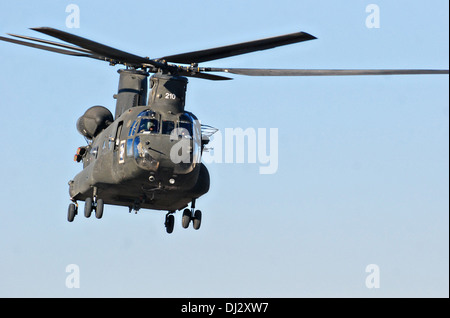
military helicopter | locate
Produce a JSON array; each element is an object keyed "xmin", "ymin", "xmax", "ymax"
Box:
[{"xmin": 0, "ymin": 27, "xmax": 447, "ymax": 234}]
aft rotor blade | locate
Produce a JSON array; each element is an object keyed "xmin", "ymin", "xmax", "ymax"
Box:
[
  {"xmin": 176, "ymin": 67, "xmax": 232, "ymax": 80},
  {"xmin": 31, "ymin": 27, "xmax": 163, "ymax": 68},
  {"xmin": 204, "ymin": 68, "xmax": 450, "ymax": 76},
  {"xmin": 0, "ymin": 35, "xmax": 92, "ymax": 57},
  {"xmin": 161, "ymin": 31, "xmax": 317, "ymax": 64},
  {"xmin": 183, "ymin": 72, "xmax": 233, "ymax": 81}
]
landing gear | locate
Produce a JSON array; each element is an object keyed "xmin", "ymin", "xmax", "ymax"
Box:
[
  {"xmin": 165, "ymin": 199, "xmax": 203, "ymax": 234},
  {"xmin": 182, "ymin": 209, "xmax": 191, "ymax": 229},
  {"xmin": 67, "ymin": 187, "xmax": 104, "ymax": 222},
  {"xmin": 84, "ymin": 197, "xmax": 93, "ymax": 217},
  {"xmin": 85, "ymin": 187, "xmax": 104, "ymax": 219},
  {"xmin": 67, "ymin": 202, "xmax": 77, "ymax": 222},
  {"xmin": 95, "ymin": 199, "xmax": 104, "ymax": 219},
  {"xmin": 193, "ymin": 210, "xmax": 202, "ymax": 230},
  {"xmin": 84, "ymin": 196, "xmax": 104, "ymax": 219},
  {"xmin": 181, "ymin": 199, "xmax": 202, "ymax": 230},
  {"xmin": 165, "ymin": 211, "xmax": 175, "ymax": 234}
]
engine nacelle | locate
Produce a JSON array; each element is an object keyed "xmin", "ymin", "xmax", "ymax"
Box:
[{"xmin": 76, "ymin": 106, "xmax": 113, "ymax": 139}]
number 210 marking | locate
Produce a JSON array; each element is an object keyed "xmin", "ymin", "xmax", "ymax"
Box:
[{"xmin": 165, "ymin": 93, "xmax": 176, "ymax": 100}]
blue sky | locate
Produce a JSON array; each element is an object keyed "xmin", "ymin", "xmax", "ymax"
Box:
[{"xmin": 0, "ymin": 0, "xmax": 448, "ymax": 297}]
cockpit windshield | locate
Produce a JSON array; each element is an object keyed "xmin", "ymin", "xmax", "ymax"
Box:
[
  {"xmin": 127, "ymin": 110, "xmax": 202, "ymax": 174},
  {"xmin": 138, "ymin": 118, "xmax": 159, "ymax": 134},
  {"xmin": 162, "ymin": 120, "xmax": 175, "ymax": 135}
]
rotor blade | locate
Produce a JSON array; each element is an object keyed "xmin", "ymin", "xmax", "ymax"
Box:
[
  {"xmin": 184, "ymin": 72, "xmax": 233, "ymax": 81},
  {"xmin": 31, "ymin": 27, "xmax": 163, "ymax": 68},
  {"xmin": 8, "ymin": 33, "xmax": 93, "ymax": 53},
  {"xmin": 203, "ymin": 68, "xmax": 450, "ymax": 76},
  {"xmin": 176, "ymin": 67, "xmax": 232, "ymax": 80},
  {"xmin": 161, "ymin": 31, "xmax": 317, "ymax": 64},
  {"xmin": 0, "ymin": 35, "xmax": 92, "ymax": 57}
]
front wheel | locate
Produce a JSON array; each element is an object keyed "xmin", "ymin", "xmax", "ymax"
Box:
[
  {"xmin": 165, "ymin": 214, "xmax": 175, "ymax": 234},
  {"xmin": 193, "ymin": 210, "xmax": 202, "ymax": 230},
  {"xmin": 68, "ymin": 203, "xmax": 76, "ymax": 222},
  {"xmin": 182, "ymin": 209, "xmax": 191, "ymax": 229}
]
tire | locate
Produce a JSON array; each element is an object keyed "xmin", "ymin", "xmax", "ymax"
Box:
[
  {"xmin": 182, "ymin": 209, "xmax": 191, "ymax": 229},
  {"xmin": 95, "ymin": 199, "xmax": 104, "ymax": 219},
  {"xmin": 166, "ymin": 214, "xmax": 175, "ymax": 234},
  {"xmin": 193, "ymin": 210, "xmax": 202, "ymax": 230},
  {"xmin": 84, "ymin": 197, "xmax": 93, "ymax": 218},
  {"xmin": 68, "ymin": 203, "xmax": 76, "ymax": 222}
]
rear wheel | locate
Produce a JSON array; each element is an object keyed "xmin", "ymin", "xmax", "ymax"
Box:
[
  {"xmin": 95, "ymin": 199, "xmax": 104, "ymax": 219},
  {"xmin": 84, "ymin": 197, "xmax": 93, "ymax": 218}
]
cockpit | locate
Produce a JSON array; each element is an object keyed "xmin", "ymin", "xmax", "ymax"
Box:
[
  {"xmin": 129, "ymin": 110, "xmax": 198, "ymax": 137},
  {"xmin": 126, "ymin": 110, "xmax": 201, "ymax": 174}
]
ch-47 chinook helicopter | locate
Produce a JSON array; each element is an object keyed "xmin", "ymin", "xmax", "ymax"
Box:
[{"xmin": 0, "ymin": 27, "xmax": 448, "ymax": 233}]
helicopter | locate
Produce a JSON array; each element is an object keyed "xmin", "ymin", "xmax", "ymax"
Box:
[{"xmin": 0, "ymin": 27, "xmax": 448, "ymax": 234}]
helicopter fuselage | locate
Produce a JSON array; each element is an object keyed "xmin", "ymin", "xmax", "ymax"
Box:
[{"xmin": 69, "ymin": 105, "xmax": 210, "ymax": 212}]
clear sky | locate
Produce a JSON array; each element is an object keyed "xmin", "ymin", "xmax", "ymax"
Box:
[{"xmin": 0, "ymin": 0, "xmax": 448, "ymax": 297}]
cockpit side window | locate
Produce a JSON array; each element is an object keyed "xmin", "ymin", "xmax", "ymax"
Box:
[
  {"xmin": 179, "ymin": 121, "xmax": 193, "ymax": 137},
  {"xmin": 179, "ymin": 112, "xmax": 194, "ymax": 137},
  {"xmin": 138, "ymin": 118, "xmax": 159, "ymax": 134}
]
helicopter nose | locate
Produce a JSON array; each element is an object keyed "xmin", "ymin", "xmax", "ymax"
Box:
[
  {"xmin": 132, "ymin": 136, "xmax": 158, "ymax": 171},
  {"xmin": 135, "ymin": 152, "xmax": 159, "ymax": 171}
]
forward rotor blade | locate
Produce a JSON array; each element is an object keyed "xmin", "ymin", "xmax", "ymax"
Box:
[
  {"xmin": 0, "ymin": 35, "xmax": 92, "ymax": 57},
  {"xmin": 204, "ymin": 68, "xmax": 450, "ymax": 76},
  {"xmin": 31, "ymin": 27, "xmax": 163, "ymax": 68},
  {"xmin": 161, "ymin": 31, "xmax": 317, "ymax": 64},
  {"xmin": 7, "ymin": 33, "xmax": 92, "ymax": 53}
]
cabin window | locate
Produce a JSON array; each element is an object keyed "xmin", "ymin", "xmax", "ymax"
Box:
[
  {"xmin": 114, "ymin": 121, "xmax": 123, "ymax": 150},
  {"xmin": 90, "ymin": 146, "xmax": 98, "ymax": 159}
]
